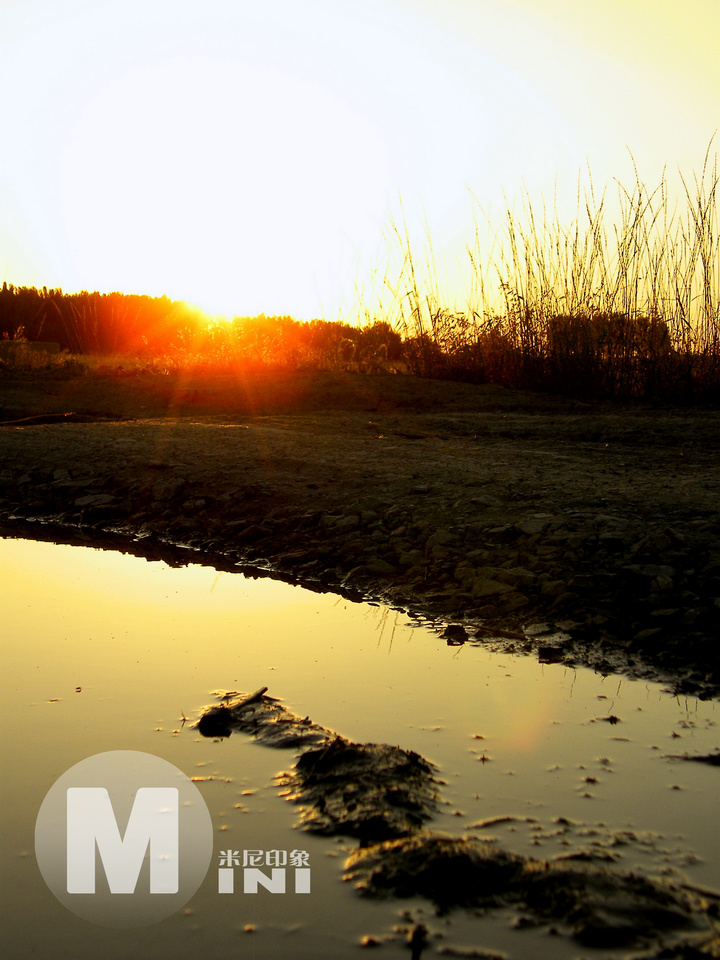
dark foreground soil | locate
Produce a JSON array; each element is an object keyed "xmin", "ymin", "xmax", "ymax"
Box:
[{"xmin": 1, "ymin": 366, "xmax": 719, "ymax": 698}]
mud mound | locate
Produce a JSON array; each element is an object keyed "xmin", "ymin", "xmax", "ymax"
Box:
[
  {"xmin": 279, "ymin": 738, "xmax": 440, "ymax": 843},
  {"xmin": 197, "ymin": 689, "xmax": 440, "ymax": 843},
  {"xmin": 197, "ymin": 686, "xmax": 334, "ymax": 748},
  {"xmin": 196, "ymin": 688, "xmax": 716, "ymax": 951},
  {"xmin": 345, "ymin": 833, "xmax": 710, "ymax": 949},
  {"xmin": 345, "ymin": 834, "xmax": 523, "ymax": 907}
]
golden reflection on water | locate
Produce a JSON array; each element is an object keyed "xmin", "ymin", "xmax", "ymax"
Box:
[{"xmin": 1, "ymin": 536, "xmax": 718, "ymax": 960}]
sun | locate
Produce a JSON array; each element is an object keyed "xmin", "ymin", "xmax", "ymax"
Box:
[{"xmin": 57, "ymin": 56, "xmax": 393, "ymax": 319}]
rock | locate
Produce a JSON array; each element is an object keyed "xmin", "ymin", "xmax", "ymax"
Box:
[
  {"xmin": 485, "ymin": 523, "xmax": 518, "ymax": 542},
  {"xmin": 497, "ymin": 591, "xmax": 529, "ymax": 613},
  {"xmin": 626, "ymin": 563, "xmax": 676, "ymax": 580},
  {"xmin": 337, "ymin": 539, "xmax": 368, "ymax": 559},
  {"xmin": 365, "ymin": 558, "xmax": 398, "ymax": 576},
  {"xmin": 653, "ymin": 573, "xmax": 674, "ymax": 592},
  {"xmin": 471, "ymin": 578, "xmax": 514, "ymax": 599},
  {"xmin": 151, "ymin": 477, "xmax": 186, "ymax": 501},
  {"xmin": 536, "ymin": 577, "xmax": 562, "ymax": 597},
  {"xmin": 453, "ymin": 563, "xmax": 476, "ymax": 585},
  {"xmin": 74, "ymin": 493, "xmax": 115, "ymax": 507},
  {"xmin": 397, "ymin": 549, "xmax": 423, "ymax": 568},
  {"xmin": 232, "ymin": 523, "xmax": 270, "ymax": 543},
  {"xmin": 494, "ymin": 567, "xmax": 535, "ymax": 586},
  {"xmin": 523, "ymin": 622, "xmax": 554, "ymax": 636},
  {"xmin": 475, "ymin": 603, "xmax": 499, "ymax": 618},
  {"xmin": 598, "ymin": 533, "xmax": 625, "ymax": 550},
  {"xmin": 538, "ymin": 644, "xmax": 565, "ymax": 663},
  {"xmin": 427, "ymin": 528, "xmax": 455, "ymax": 547},
  {"xmin": 468, "ymin": 495, "xmax": 502, "ymax": 508},
  {"xmin": 334, "ymin": 514, "xmax": 360, "ymax": 533},
  {"xmin": 516, "ymin": 515, "xmax": 553, "ymax": 536},
  {"xmin": 320, "ymin": 512, "xmax": 342, "ymax": 530}
]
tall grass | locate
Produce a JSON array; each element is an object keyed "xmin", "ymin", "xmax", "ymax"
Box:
[
  {"xmin": 2, "ymin": 151, "xmax": 718, "ymax": 402},
  {"xmin": 354, "ymin": 147, "xmax": 719, "ymax": 401}
]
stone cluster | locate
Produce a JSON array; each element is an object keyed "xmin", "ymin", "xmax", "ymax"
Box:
[{"xmin": 1, "ymin": 454, "xmax": 718, "ymax": 698}]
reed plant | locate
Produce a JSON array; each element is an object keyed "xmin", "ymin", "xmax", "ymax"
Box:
[{"xmin": 354, "ymin": 147, "xmax": 719, "ymax": 401}]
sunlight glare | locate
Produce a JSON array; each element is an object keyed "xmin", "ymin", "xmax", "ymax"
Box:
[
  {"xmin": 58, "ymin": 56, "xmax": 393, "ymax": 318},
  {"xmin": 2, "ymin": 0, "xmax": 717, "ymax": 320}
]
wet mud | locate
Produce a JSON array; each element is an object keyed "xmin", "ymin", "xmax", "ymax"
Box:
[
  {"xmin": 197, "ymin": 686, "xmax": 335, "ymax": 747},
  {"xmin": 280, "ymin": 740, "xmax": 439, "ymax": 843},
  {"xmin": 198, "ymin": 688, "xmax": 440, "ymax": 842},
  {"xmin": 345, "ymin": 833, "xmax": 711, "ymax": 950},
  {"xmin": 667, "ymin": 751, "xmax": 720, "ymax": 766},
  {"xmin": 197, "ymin": 688, "xmax": 718, "ymax": 954}
]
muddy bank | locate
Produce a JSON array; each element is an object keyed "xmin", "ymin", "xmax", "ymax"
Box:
[{"xmin": 1, "ymin": 370, "xmax": 719, "ymax": 698}]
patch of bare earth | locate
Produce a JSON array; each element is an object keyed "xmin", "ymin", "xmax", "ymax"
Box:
[{"xmin": 1, "ymin": 368, "xmax": 719, "ymax": 697}]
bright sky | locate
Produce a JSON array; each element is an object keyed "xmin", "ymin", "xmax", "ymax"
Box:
[{"xmin": 1, "ymin": 0, "xmax": 718, "ymax": 319}]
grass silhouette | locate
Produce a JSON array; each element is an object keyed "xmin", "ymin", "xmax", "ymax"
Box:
[{"xmin": 2, "ymin": 148, "xmax": 717, "ymax": 402}]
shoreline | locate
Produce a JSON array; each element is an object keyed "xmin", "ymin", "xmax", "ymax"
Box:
[{"xmin": 1, "ymin": 371, "xmax": 719, "ymax": 699}]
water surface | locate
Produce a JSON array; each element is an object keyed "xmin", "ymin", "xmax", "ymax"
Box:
[{"xmin": 1, "ymin": 537, "xmax": 717, "ymax": 958}]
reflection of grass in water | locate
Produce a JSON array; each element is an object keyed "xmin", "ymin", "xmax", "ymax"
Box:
[{"xmin": 353, "ymin": 145, "xmax": 719, "ymax": 401}]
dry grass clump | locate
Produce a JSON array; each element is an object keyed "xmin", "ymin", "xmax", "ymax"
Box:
[
  {"xmin": 355, "ymin": 147, "xmax": 719, "ymax": 402},
  {"xmin": 131, "ymin": 317, "xmax": 404, "ymax": 375}
]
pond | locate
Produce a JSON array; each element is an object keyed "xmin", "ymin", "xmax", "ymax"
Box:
[{"xmin": 1, "ymin": 535, "xmax": 718, "ymax": 958}]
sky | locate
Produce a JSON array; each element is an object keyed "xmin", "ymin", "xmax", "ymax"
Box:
[{"xmin": 1, "ymin": 0, "xmax": 718, "ymax": 320}]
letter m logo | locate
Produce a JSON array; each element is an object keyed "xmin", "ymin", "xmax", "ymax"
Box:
[{"xmin": 66, "ymin": 787, "xmax": 179, "ymax": 894}]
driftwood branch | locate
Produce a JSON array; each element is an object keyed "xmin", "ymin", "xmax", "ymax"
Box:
[{"xmin": 233, "ymin": 686, "xmax": 268, "ymax": 710}]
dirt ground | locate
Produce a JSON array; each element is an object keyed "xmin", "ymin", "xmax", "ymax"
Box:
[{"xmin": 1, "ymin": 366, "xmax": 719, "ymax": 698}]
